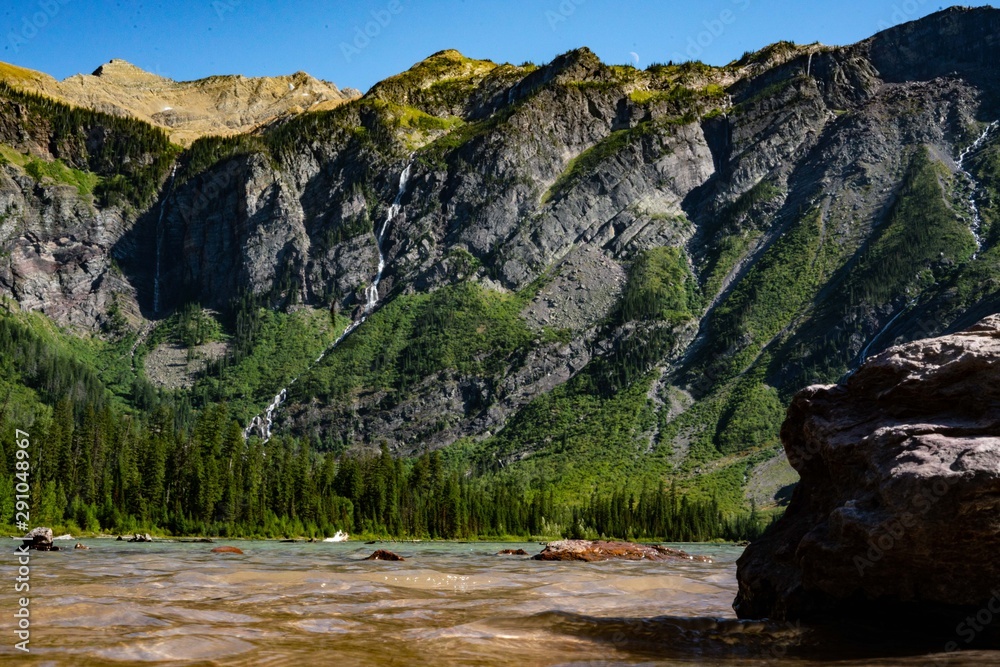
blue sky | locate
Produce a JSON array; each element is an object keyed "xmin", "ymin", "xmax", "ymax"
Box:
[{"xmin": 2, "ymin": 1, "xmax": 993, "ymax": 92}]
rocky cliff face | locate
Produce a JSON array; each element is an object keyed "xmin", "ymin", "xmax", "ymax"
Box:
[
  {"xmin": 734, "ymin": 314, "xmax": 1000, "ymax": 625},
  {"xmin": 2, "ymin": 7, "xmax": 1000, "ymax": 502}
]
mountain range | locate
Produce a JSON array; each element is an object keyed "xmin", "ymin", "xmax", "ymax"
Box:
[{"xmin": 3, "ymin": 6, "xmax": 1000, "ymax": 516}]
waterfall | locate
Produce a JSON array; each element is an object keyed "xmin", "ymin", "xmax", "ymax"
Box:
[
  {"xmin": 153, "ymin": 166, "xmax": 177, "ymax": 315},
  {"xmin": 955, "ymin": 120, "xmax": 998, "ymax": 254},
  {"xmin": 366, "ymin": 161, "xmax": 413, "ymax": 313},
  {"xmin": 857, "ymin": 301, "xmax": 914, "ymax": 365},
  {"xmin": 243, "ymin": 160, "xmax": 415, "ymax": 442}
]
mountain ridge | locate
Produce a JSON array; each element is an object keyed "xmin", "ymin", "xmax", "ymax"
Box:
[
  {"xmin": 0, "ymin": 6, "xmax": 999, "ymax": 522},
  {"xmin": 0, "ymin": 57, "xmax": 361, "ymax": 145}
]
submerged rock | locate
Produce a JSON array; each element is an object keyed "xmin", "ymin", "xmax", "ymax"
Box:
[
  {"xmin": 211, "ymin": 546, "xmax": 244, "ymax": 554},
  {"xmin": 365, "ymin": 549, "xmax": 405, "ymax": 561},
  {"xmin": 20, "ymin": 527, "xmax": 58, "ymax": 551},
  {"xmin": 735, "ymin": 315, "xmax": 1000, "ymax": 626},
  {"xmin": 532, "ymin": 540, "xmax": 711, "ymax": 563}
]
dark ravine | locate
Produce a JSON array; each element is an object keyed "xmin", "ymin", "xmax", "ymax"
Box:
[{"xmin": 735, "ymin": 315, "xmax": 1000, "ymax": 637}]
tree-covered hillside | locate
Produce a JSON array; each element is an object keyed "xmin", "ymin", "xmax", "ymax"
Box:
[{"xmin": 2, "ymin": 7, "xmax": 1000, "ymax": 539}]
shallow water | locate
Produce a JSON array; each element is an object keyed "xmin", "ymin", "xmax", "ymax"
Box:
[{"xmin": 2, "ymin": 540, "xmax": 999, "ymax": 665}]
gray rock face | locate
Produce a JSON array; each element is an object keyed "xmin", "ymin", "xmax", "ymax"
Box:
[
  {"xmin": 735, "ymin": 315, "xmax": 1000, "ymax": 622},
  {"xmin": 0, "ymin": 169, "xmax": 135, "ymax": 330},
  {"xmin": 4, "ymin": 7, "xmax": 1000, "ymax": 460}
]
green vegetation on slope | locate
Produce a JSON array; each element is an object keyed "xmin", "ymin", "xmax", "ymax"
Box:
[
  {"xmin": 0, "ymin": 303, "xmax": 764, "ymax": 541},
  {"xmin": 700, "ymin": 180, "xmax": 782, "ymax": 300},
  {"xmin": 188, "ymin": 305, "xmax": 345, "ymax": 422},
  {"xmin": 298, "ymin": 281, "xmax": 533, "ymax": 402},
  {"xmin": 0, "ymin": 144, "xmax": 100, "ymax": 198},
  {"xmin": 709, "ymin": 207, "xmax": 835, "ymax": 379},
  {"xmin": 619, "ymin": 247, "xmax": 699, "ymax": 323},
  {"xmin": 0, "ymin": 81, "xmax": 179, "ymax": 209},
  {"xmin": 848, "ymin": 147, "xmax": 976, "ymax": 306}
]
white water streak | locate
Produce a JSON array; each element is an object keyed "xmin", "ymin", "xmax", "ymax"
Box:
[
  {"xmin": 244, "ymin": 161, "xmax": 414, "ymax": 442},
  {"xmin": 153, "ymin": 166, "xmax": 177, "ymax": 314},
  {"xmin": 956, "ymin": 121, "xmax": 999, "ymax": 254},
  {"xmin": 858, "ymin": 301, "xmax": 914, "ymax": 365},
  {"xmin": 366, "ymin": 162, "xmax": 413, "ymax": 313}
]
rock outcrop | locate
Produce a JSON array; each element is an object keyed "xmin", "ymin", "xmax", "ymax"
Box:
[
  {"xmin": 533, "ymin": 540, "xmax": 711, "ymax": 563},
  {"xmin": 735, "ymin": 315, "xmax": 1000, "ymax": 625},
  {"xmin": 20, "ymin": 526, "xmax": 57, "ymax": 551}
]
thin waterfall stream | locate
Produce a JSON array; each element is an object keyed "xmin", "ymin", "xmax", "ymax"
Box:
[
  {"xmin": 956, "ymin": 120, "xmax": 998, "ymax": 255},
  {"xmin": 243, "ymin": 161, "xmax": 415, "ymax": 441},
  {"xmin": 153, "ymin": 165, "xmax": 177, "ymax": 315},
  {"xmin": 854, "ymin": 122, "xmax": 999, "ymax": 368}
]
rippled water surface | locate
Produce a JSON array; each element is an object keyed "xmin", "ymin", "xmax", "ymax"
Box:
[{"xmin": 2, "ymin": 540, "xmax": 999, "ymax": 665}]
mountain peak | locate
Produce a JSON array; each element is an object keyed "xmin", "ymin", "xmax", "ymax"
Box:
[
  {"xmin": 90, "ymin": 59, "xmax": 168, "ymax": 84},
  {"xmin": 425, "ymin": 49, "xmax": 469, "ymax": 62}
]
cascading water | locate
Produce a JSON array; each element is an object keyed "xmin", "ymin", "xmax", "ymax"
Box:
[
  {"xmin": 153, "ymin": 166, "xmax": 177, "ymax": 315},
  {"xmin": 366, "ymin": 161, "xmax": 412, "ymax": 312},
  {"xmin": 857, "ymin": 300, "xmax": 915, "ymax": 366},
  {"xmin": 955, "ymin": 120, "xmax": 998, "ymax": 254},
  {"xmin": 850, "ymin": 123, "xmax": 999, "ymax": 372},
  {"xmin": 244, "ymin": 161, "xmax": 415, "ymax": 442}
]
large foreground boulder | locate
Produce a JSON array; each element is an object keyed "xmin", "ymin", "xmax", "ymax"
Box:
[{"xmin": 735, "ymin": 315, "xmax": 1000, "ymax": 625}]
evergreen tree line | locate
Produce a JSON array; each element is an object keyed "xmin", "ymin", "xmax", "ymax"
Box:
[
  {"xmin": 0, "ymin": 395, "xmax": 765, "ymax": 541},
  {"xmin": 0, "ymin": 311, "xmax": 765, "ymax": 541},
  {"xmin": 0, "ymin": 82, "xmax": 178, "ymax": 208}
]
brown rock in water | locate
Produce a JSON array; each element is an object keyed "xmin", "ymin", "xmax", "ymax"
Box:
[
  {"xmin": 211, "ymin": 546, "xmax": 244, "ymax": 554},
  {"xmin": 735, "ymin": 315, "xmax": 1000, "ymax": 624},
  {"xmin": 497, "ymin": 548, "xmax": 530, "ymax": 556},
  {"xmin": 532, "ymin": 540, "xmax": 711, "ymax": 562},
  {"xmin": 365, "ymin": 549, "xmax": 404, "ymax": 561}
]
